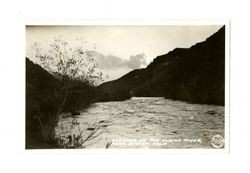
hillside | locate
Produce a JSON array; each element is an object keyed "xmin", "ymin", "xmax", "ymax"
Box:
[
  {"xmin": 26, "ymin": 58, "xmax": 60, "ymax": 148},
  {"xmin": 98, "ymin": 26, "xmax": 225, "ymax": 105},
  {"xmin": 26, "ymin": 58, "xmax": 97, "ymax": 148}
]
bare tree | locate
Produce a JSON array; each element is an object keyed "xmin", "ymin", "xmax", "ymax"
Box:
[{"xmin": 32, "ymin": 37, "xmax": 103, "ymax": 142}]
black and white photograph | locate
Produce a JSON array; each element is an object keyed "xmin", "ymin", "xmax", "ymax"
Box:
[
  {"xmin": 3, "ymin": 0, "xmax": 250, "ymax": 172},
  {"xmin": 26, "ymin": 24, "xmax": 227, "ymax": 149}
]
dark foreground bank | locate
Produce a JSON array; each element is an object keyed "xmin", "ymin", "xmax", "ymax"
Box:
[{"xmin": 26, "ymin": 58, "xmax": 98, "ymax": 149}]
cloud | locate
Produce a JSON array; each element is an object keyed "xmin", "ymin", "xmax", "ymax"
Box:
[
  {"xmin": 126, "ymin": 53, "xmax": 147, "ymax": 69},
  {"xmin": 92, "ymin": 51, "xmax": 147, "ymax": 70},
  {"xmin": 100, "ymin": 55, "xmax": 127, "ymax": 69},
  {"xmin": 88, "ymin": 51, "xmax": 148, "ymax": 81},
  {"xmin": 87, "ymin": 51, "xmax": 126, "ymax": 70}
]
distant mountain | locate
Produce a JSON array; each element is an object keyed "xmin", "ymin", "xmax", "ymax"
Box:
[{"xmin": 98, "ymin": 26, "xmax": 225, "ymax": 105}]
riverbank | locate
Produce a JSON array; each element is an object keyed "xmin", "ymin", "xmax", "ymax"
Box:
[{"xmin": 26, "ymin": 58, "xmax": 98, "ymax": 149}]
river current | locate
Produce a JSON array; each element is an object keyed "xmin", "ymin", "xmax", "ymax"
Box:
[{"xmin": 55, "ymin": 97, "xmax": 224, "ymax": 149}]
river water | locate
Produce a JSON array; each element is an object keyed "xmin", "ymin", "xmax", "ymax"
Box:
[{"xmin": 55, "ymin": 97, "xmax": 224, "ymax": 149}]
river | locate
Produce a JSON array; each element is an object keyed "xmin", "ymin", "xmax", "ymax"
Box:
[{"xmin": 55, "ymin": 97, "xmax": 224, "ymax": 149}]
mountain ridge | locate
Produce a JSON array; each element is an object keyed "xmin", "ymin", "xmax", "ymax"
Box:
[{"xmin": 98, "ymin": 26, "xmax": 225, "ymax": 105}]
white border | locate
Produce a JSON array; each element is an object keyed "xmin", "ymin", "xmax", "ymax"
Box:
[{"xmin": 20, "ymin": 19, "xmax": 230, "ymax": 154}]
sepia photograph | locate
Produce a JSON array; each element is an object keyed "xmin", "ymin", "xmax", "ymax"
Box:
[
  {"xmin": 3, "ymin": 0, "xmax": 250, "ymax": 172},
  {"xmin": 25, "ymin": 24, "xmax": 227, "ymax": 149}
]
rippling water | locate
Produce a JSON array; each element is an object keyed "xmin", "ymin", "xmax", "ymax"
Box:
[{"xmin": 55, "ymin": 97, "xmax": 224, "ymax": 149}]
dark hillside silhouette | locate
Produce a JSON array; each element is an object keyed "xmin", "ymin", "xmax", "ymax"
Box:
[
  {"xmin": 98, "ymin": 26, "xmax": 225, "ymax": 105},
  {"xmin": 26, "ymin": 58, "xmax": 97, "ymax": 148}
]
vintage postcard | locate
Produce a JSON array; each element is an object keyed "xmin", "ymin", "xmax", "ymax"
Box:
[{"xmin": 25, "ymin": 21, "xmax": 229, "ymax": 150}]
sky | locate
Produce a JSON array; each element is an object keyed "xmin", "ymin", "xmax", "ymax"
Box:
[{"xmin": 26, "ymin": 25, "xmax": 222, "ymax": 82}]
